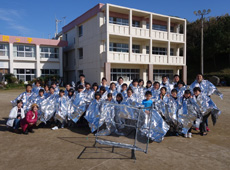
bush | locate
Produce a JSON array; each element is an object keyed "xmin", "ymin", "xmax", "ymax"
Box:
[
  {"xmin": 4, "ymin": 73, "xmax": 18, "ymax": 84},
  {"xmin": 204, "ymin": 69, "xmax": 230, "ymax": 86}
]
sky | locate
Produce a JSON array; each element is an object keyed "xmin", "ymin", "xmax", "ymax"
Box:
[{"xmin": 0, "ymin": 0, "xmax": 229, "ymax": 38}]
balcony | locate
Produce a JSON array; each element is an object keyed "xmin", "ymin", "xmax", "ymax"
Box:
[
  {"xmin": 108, "ymin": 52, "xmax": 184, "ymax": 65},
  {"xmin": 150, "ymin": 55, "xmax": 168, "ymax": 64},
  {"xmin": 131, "ymin": 27, "xmax": 149, "ymax": 38},
  {"xmin": 108, "ymin": 52, "xmax": 129, "ymax": 63},
  {"xmin": 170, "ymin": 33, "xmax": 184, "ymax": 42},
  {"xmin": 108, "ymin": 24, "xmax": 129, "ymax": 36},
  {"xmin": 169, "ymin": 56, "xmax": 184, "ymax": 65},
  {"xmin": 151, "ymin": 30, "xmax": 168, "ymax": 41}
]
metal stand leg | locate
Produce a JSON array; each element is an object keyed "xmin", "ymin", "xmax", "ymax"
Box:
[{"xmin": 131, "ymin": 149, "xmax": 136, "ymax": 160}]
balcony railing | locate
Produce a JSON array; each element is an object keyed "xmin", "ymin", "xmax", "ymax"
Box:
[
  {"xmin": 108, "ymin": 52, "xmax": 184, "ymax": 65},
  {"xmin": 151, "ymin": 30, "xmax": 168, "ymax": 40},
  {"xmin": 170, "ymin": 33, "xmax": 184, "ymax": 42},
  {"xmin": 108, "ymin": 24, "xmax": 129, "ymax": 35},
  {"xmin": 131, "ymin": 27, "xmax": 149, "ymax": 38},
  {"xmin": 108, "ymin": 24, "xmax": 185, "ymax": 42}
]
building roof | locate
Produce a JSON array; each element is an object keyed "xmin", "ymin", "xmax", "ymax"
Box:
[{"xmin": 0, "ymin": 35, "xmax": 67, "ymax": 47}]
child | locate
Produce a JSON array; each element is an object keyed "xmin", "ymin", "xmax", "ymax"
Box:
[
  {"xmin": 121, "ymin": 83, "xmax": 128, "ymax": 99},
  {"xmin": 64, "ymin": 84, "xmax": 72, "ymax": 96},
  {"xmin": 40, "ymin": 87, "xmax": 57, "ymax": 124},
  {"xmin": 142, "ymin": 91, "xmax": 153, "ymax": 128},
  {"xmin": 51, "ymin": 82, "xmax": 59, "ymax": 95},
  {"xmin": 20, "ymin": 103, "xmax": 38, "ymax": 134},
  {"xmin": 109, "ymin": 82, "xmax": 118, "ymax": 100},
  {"xmin": 32, "ymin": 80, "xmax": 43, "ymax": 95},
  {"xmin": 106, "ymin": 93, "xmax": 114, "ymax": 102},
  {"xmin": 52, "ymin": 90, "xmax": 68, "ymax": 130},
  {"xmin": 84, "ymin": 92, "xmax": 102, "ymax": 132},
  {"xmin": 178, "ymin": 90, "xmax": 199, "ymax": 138},
  {"xmin": 88, "ymin": 83, "xmax": 99, "ymax": 101},
  {"xmin": 159, "ymin": 87, "xmax": 169, "ymax": 102},
  {"xmin": 44, "ymin": 84, "xmax": 50, "ymax": 98},
  {"xmin": 160, "ymin": 75, "xmax": 172, "ymax": 94},
  {"xmin": 11, "ymin": 84, "xmax": 33, "ymax": 110},
  {"xmin": 151, "ymin": 81, "xmax": 161, "ymax": 101},
  {"xmin": 176, "ymin": 80, "xmax": 186, "ymax": 98},
  {"xmin": 116, "ymin": 77, "xmax": 124, "ymax": 93},
  {"xmin": 6, "ymin": 100, "xmax": 25, "ymax": 133},
  {"xmin": 100, "ymin": 77, "xmax": 109, "ymax": 91},
  {"xmin": 129, "ymin": 79, "xmax": 139, "ymax": 99},
  {"xmin": 145, "ymin": 80, "xmax": 153, "ymax": 93},
  {"xmin": 84, "ymin": 82, "xmax": 91, "ymax": 97},
  {"xmin": 99, "ymin": 86, "xmax": 108, "ymax": 100},
  {"xmin": 27, "ymin": 89, "xmax": 45, "ymax": 119}
]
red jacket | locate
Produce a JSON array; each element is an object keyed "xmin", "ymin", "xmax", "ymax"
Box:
[{"xmin": 20, "ymin": 110, "xmax": 38, "ymax": 132}]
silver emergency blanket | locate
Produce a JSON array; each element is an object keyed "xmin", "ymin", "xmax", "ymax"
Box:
[
  {"xmin": 71, "ymin": 81, "xmax": 76, "ymax": 89},
  {"xmin": 70, "ymin": 92, "xmax": 88, "ymax": 123},
  {"xmin": 40, "ymin": 94, "xmax": 57, "ymax": 123},
  {"xmin": 66, "ymin": 96, "xmax": 75, "ymax": 120},
  {"xmin": 141, "ymin": 108, "xmax": 169, "ymax": 143},
  {"xmin": 165, "ymin": 97, "xmax": 179, "ymax": 126},
  {"xmin": 160, "ymin": 81, "xmax": 172, "ymax": 94},
  {"xmin": 190, "ymin": 80, "xmax": 223, "ymax": 99},
  {"xmin": 11, "ymin": 91, "xmax": 33, "ymax": 110},
  {"xmin": 193, "ymin": 94, "xmax": 221, "ymax": 125},
  {"xmin": 55, "ymin": 96, "xmax": 68, "ymax": 123},
  {"xmin": 108, "ymin": 89, "xmax": 118, "ymax": 100},
  {"xmin": 138, "ymin": 86, "xmax": 145, "ymax": 103},
  {"xmin": 32, "ymin": 86, "xmax": 44, "ymax": 95},
  {"xmin": 151, "ymin": 89, "xmax": 160, "ymax": 102},
  {"xmin": 95, "ymin": 100, "xmax": 116, "ymax": 136},
  {"xmin": 177, "ymin": 97, "xmax": 199, "ymax": 134},
  {"xmin": 26, "ymin": 95, "xmax": 45, "ymax": 118},
  {"xmin": 176, "ymin": 86, "xmax": 187, "ymax": 98},
  {"xmin": 84, "ymin": 99, "xmax": 102, "ymax": 132}
]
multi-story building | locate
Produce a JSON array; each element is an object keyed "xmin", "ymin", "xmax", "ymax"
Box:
[
  {"xmin": 62, "ymin": 3, "xmax": 187, "ymax": 85},
  {"xmin": 0, "ymin": 35, "xmax": 67, "ymax": 82}
]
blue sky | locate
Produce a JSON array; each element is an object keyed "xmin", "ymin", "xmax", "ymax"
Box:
[{"xmin": 0, "ymin": 0, "xmax": 229, "ymax": 38}]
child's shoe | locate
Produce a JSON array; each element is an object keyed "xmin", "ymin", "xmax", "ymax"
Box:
[{"xmin": 188, "ymin": 133, "xmax": 192, "ymax": 138}]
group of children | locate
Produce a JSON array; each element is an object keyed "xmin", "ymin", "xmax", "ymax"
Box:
[{"xmin": 6, "ymin": 73, "xmax": 223, "ymax": 142}]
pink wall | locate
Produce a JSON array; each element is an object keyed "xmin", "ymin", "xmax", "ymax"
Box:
[{"xmin": 0, "ymin": 35, "xmax": 68, "ymax": 47}]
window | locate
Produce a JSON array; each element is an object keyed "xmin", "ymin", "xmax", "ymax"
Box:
[
  {"xmin": 132, "ymin": 20, "xmax": 140, "ymax": 27},
  {"xmin": 109, "ymin": 42, "xmax": 129, "ymax": 53},
  {"xmin": 170, "ymin": 26, "xmax": 174, "ymax": 32},
  {"xmin": 79, "ymin": 25, "xmax": 83, "ymax": 37},
  {"xmin": 78, "ymin": 48, "xmax": 83, "ymax": 59},
  {"xmin": 40, "ymin": 47, "xmax": 59, "ymax": 58},
  {"xmin": 14, "ymin": 69, "xmax": 36, "ymax": 81},
  {"xmin": 153, "ymin": 24, "xmax": 167, "ymax": 31},
  {"xmin": 132, "ymin": 45, "xmax": 140, "ymax": 53},
  {"xmin": 41, "ymin": 69, "xmax": 59, "ymax": 76},
  {"xmin": 109, "ymin": 17, "xmax": 129, "ymax": 26},
  {"xmin": 153, "ymin": 47, "xmax": 167, "ymax": 55},
  {"xmin": 146, "ymin": 46, "xmax": 149, "ymax": 54},
  {"xmin": 65, "ymin": 34, "xmax": 68, "ymax": 41},
  {"xmin": 78, "ymin": 70, "xmax": 83, "ymax": 76},
  {"xmin": 170, "ymin": 48, "xmax": 174, "ymax": 56},
  {"xmin": 13, "ymin": 45, "xmax": 35, "ymax": 57},
  {"xmin": 0, "ymin": 43, "xmax": 8, "ymax": 56},
  {"xmin": 111, "ymin": 69, "xmax": 140, "ymax": 82},
  {"xmin": 153, "ymin": 69, "xmax": 174, "ymax": 83}
]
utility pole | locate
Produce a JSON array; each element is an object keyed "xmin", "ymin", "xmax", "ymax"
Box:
[{"xmin": 194, "ymin": 9, "xmax": 211, "ymax": 74}]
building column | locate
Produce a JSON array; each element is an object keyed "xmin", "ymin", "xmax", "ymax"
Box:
[
  {"xmin": 149, "ymin": 14, "xmax": 153, "ymax": 62},
  {"xmin": 9, "ymin": 43, "xmax": 14, "ymax": 74},
  {"xmin": 59, "ymin": 47, "xmax": 63, "ymax": 77},
  {"xmin": 183, "ymin": 20, "xmax": 187, "ymax": 65},
  {"xmin": 149, "ymin": 14, "xmax": 152, "ymax": 37},
  {"xmin": 167, "ymin": 17, "xmax": 171, "ymax": 63},
  {"xmin": 148, "ymin": 64, "xmax": 153, "ymax": 82},
  {"xmin": 143, "ymin": 69, "xmax": 147, "ymax": 86},
  {"xmin": 104, "ymin": 62, "xmax": 111, "ymax": 84},
  {"xmin": 129, "ymin": 37, "xmax": 132, "ymax": 62},
  {"xmin": 183, "ymin": 66, "xmax": 187, "ymax": 84},
  {"xmin": 106, "ymin": 4, "xmax": 110, "ymax": 63},
  {"xmin": 129, "ymin": 9, "xmax": 132, "ymax": 35},
  {"xmin": 36, "ymin": 45, "xmax": 40, "ymax": 77}
]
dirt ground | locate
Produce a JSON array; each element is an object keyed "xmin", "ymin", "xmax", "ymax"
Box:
[{"xmin": 0, "ymin": 88, "xmax": 229, "ymax": 170}]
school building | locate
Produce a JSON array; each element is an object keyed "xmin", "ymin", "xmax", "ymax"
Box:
[
  {"xmin": 62, "ymin": 3, "xmax": 187, "ymax": 85},
  {"xmin": 0, "ymin": 35, "xmax": 67, "ymax": 82}
]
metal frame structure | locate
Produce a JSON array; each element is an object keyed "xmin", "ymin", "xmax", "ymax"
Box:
[{"xmin": 94, "ymin": 102, "xmax": 153, "ymax": 160}]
